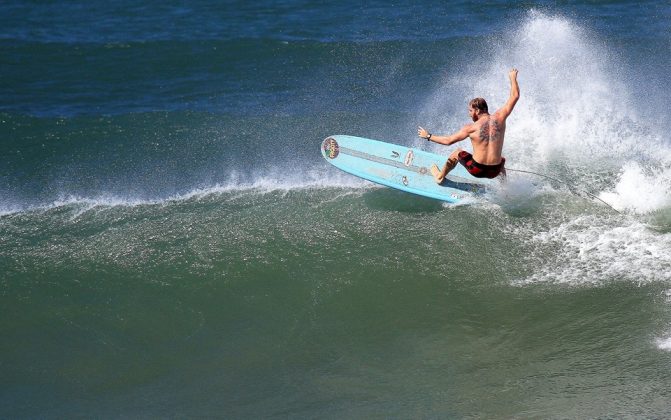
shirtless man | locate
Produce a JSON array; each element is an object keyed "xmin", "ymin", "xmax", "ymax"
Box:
[{"xmin": 418, "ymin": 68, "xmax": 519, "ymax": 182}]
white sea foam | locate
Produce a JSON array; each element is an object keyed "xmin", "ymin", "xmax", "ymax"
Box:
[
  {"xmin": 486, "ymin": 174, "xmax": 547, "ymax": 213},
  {"xmin": 655, "ymin": 290, "xmax": 671, "ymax": 352},
  {"xmin": 655, "ymin": 337, "xmax": 671, "ymax": 351},
  {"xmin": 600, "ymin": 164, "xmax": 671, "ymax": 214},
  {"xmin": 514, "ymin": 215, "xmax": 671, "ymax": 286}
]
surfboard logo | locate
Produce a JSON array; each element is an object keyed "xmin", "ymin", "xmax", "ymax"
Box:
[
  {"xmin": 391, "ymin": 151, "xmax": 400, "ymax": 159},
  {"xmin": 404, "ymin": 150, "xmax": 414, "ymax": 167},
  {"xmin": 322, "ymin": 137, "xmax": 339, "ymax": 159}
]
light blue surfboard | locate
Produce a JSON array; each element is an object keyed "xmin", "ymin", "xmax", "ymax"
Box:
[{"xmin": 321, "ymin": 135, "xmax": 497, "ymax": 203}]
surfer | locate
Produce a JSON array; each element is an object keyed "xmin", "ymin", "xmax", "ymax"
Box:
[{"xmin": 418, "ymin": 68, "xmax": 519, "ymax": 182}]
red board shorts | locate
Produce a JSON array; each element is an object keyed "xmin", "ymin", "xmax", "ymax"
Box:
[{"xmin": 457, "ymin": 151, "xmax": 506, "ymax": 179}]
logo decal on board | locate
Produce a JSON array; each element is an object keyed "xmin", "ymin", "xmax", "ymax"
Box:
[
  {"xmin": 404, "ymin": 150, "xmax": 414, "ymax": 167},
  {"xmin": 322, "ymin": 137, "xmax": 339, "ymax": 159},
  {"xmin": 402, "ymin": 176, "xmax": 409, "ymax": 186},
  {"xmin": 391, "ymin": 151, "xmax": 400, "ymax": 158}
]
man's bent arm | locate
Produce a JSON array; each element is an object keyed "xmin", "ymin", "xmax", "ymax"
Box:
[{"xmin": 418, "ymin": 125, "xmax": 471, "ymax": 145}]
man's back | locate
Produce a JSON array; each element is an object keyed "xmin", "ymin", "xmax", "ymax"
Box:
[{"xmin": 469, "ymin": 112, "xmax": 507, "ymax": 165}]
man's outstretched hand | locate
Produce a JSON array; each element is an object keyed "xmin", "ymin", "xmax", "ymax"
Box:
[{"xmin": 417, "ymin": 126, "xmax": 429, "ymax": 139}]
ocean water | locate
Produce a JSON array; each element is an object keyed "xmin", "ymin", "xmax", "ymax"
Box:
[{"xmin": 2, "ymin": 1, "xmax": 671, "ymax": 417}]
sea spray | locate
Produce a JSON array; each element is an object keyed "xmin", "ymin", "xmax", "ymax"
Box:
[{"xmin": 412, "ymin": 12, "xmax": 671, "ymax": 287}]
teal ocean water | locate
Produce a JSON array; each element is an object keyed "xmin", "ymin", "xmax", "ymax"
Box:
[{"xmin": 3, "ymin": 1, "xmax": 671, "ymax": 417}]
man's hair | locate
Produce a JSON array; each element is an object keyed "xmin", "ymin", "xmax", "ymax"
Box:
[{"xmin": 469, "ymin": 98, "xmax": 488, "ymax": 113}]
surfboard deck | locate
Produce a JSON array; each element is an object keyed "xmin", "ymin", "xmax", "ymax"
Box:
[{"xmin": 321, "ymin": 135, "xmax": 497, "ymax": 203}]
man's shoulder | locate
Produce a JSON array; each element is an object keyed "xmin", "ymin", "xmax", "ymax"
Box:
[
  {"xmin": 461, "ymin": 122, "xmax": 477, "ymax": 131},
  {"xmin": 493, "ymin": 107, "xmax": 514, "ymax": 121},
  {"xmin": 495, "ymin": 112, "xmax": 509, "ymax": 120}
]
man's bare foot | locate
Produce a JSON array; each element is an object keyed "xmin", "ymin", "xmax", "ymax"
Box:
[{"xmin": 431, "ymin": 164, "xmax": 444, "ymax": 184}]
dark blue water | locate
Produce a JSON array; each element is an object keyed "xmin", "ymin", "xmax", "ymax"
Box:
[{"xmin": 3, "ymin": 1, "xmax": 671, "ymax": 417}]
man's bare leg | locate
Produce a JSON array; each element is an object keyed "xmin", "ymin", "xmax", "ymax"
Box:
[{"xmin": 431, "ymin": 149, "xmax": 461, "ymax": 184}]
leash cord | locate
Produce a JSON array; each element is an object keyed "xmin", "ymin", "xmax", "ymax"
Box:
[{"xmin": 505, "ymin": 168, "xmax": 622, "ymax": 215}]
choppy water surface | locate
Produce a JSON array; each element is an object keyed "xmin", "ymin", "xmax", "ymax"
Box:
[{"xmin": 2, "ymin": 1, "xmax": 671, "ymax": 417}]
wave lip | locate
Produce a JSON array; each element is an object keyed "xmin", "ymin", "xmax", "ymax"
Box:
[{"xmin": 0, "ymin": 168, "xmax": 372, "ymax": 217}]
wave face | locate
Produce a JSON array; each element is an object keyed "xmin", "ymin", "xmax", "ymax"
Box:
[{"xmin": 2, "ymin": 2, "xmax": 671, "ymax": 418}]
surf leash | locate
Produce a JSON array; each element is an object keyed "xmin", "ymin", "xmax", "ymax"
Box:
[{"xmin": 505, "ymin": 168, "xmax": 622, "ymax": 215}]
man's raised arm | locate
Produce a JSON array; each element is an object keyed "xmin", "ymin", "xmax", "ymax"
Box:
[{"xmin": 498, "ymin": 68, "xmax": 519, "ymax": 119}]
